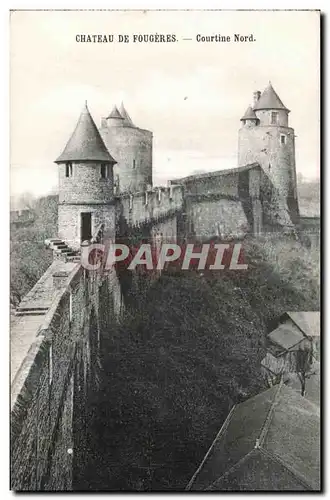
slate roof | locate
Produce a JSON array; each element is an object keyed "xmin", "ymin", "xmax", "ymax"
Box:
[
  {"xmin": 106, "ymin": 105, "xmax": 124, "ymax": 120},
  {"xmin": 240, "ymin": 105, "xmax": 258, "ymax": 121},
  {"xmin": 261, "ymin": 352, "xmax": 286, "ymax": 375},
  {"xmin": 55, "ymin": 103, "xmax": 116, "ymax": 163},
  {"xmin": 253, "ymin": 83, "xmax": 290, "ymax": 112},
  {"xmin": 267, "ymin": 323, "xmax": 305, "ymax": 351},
  {"xmin": 266, "ymin": 342, "xmax": 286, "ymax": 358},
  {"xmin": 286, "ymin": 311, "xmax": 320, "ymax": 338},
  {"xmin": 171, "ymin": 163, "xmax": 261, "ymax": 184},
  {"xmin": 186, "ymin": 383, "xmax": 320, "ymax": 491},
  {"xmin": 119, "ymin": 102, "xmax": 135, "ymax": 126}
]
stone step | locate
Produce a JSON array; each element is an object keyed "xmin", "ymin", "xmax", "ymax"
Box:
[
  {"xmin": 55, "ymin": 248, "xmax": 72, "ymax": 253},
  {"xmin": 17, "ymin": 306, "xmax": 49, "ymax": 312},
  {"xmin": 15, "ymin": 310, "xmax": 47, "ymax": 317},
  {"xmin": 45, "ymin": 238, "xmax": 63, "ymax": 244},
  {"xmin": 53, "ymin": 244, "xmax": 68, "ymax": 249},
  {"xmin": 66, "ymin": 255, "xmax": 81, "ymax": 262},
  {"xmin": 45, "ymin": 238, "xmax": 63, "ymax": 248}
]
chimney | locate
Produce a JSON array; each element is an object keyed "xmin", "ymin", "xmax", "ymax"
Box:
[
  {"xmin": 101, "ymin": 117, "xmax": 107, "ymax": 128},
  {"xmin": 252, "ymin": 91, "xmax": 261, "ymax": 108}
]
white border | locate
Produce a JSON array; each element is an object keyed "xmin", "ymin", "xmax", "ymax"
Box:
[{"xmin": 3, "ymin": 2, "xmax": 327, "ymax": 498}]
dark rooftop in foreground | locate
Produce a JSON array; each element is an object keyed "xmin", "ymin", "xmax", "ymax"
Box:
[
  {"xmin": 186, "ymin": 383, "xmax": 320, "ymax": 491},
  {"xmin": 284, "ymin": 311, "xmax": 320, "ymax": 338}
]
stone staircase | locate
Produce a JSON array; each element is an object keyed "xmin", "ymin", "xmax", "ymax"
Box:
[
  {"xmin": 44, "ymin": 238, "xmax": 81, "ymax": 262},
  {"xmin": 15, "ymin": 306, "xmax": 49, "ymax": 317}
]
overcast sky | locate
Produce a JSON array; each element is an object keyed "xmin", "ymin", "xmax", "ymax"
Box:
[{"xmin": 10, "ymin": 10, "xmax": 320, "ymax": 198}]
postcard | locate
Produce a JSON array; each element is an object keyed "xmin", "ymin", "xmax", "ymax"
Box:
[{"xmin": 10, "ymin": 9, "xmax": 320, "ymax": 492}]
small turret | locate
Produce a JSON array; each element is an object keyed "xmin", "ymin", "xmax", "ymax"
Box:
[
  {"xmin": 106, "ymin": 105, "xmax": 125, "ymax": 128},
  {"xmin": 240, "ymin": 105, "xmax": 259, "ymax": 127},
  {"xmin": 119, "ymin": 102, "xmax": 135, "ymax": 127},
  {"xmin": 253, "ymin": 82, "xmax": 290, "ymax": 112},
  {"xmin": 56, "ymin": 101, "xmax": 115, "ymax": 163},
  {"xmin": 100, "ymin": 103, "xmax": 153, "ymax": 193},
  {"xmin": 55, "ymin": 102, "xmax": 117, "ymax": 250},
  {"xmin": 253, "ymin": 82, "xmax": 290, "ymax": 127}
]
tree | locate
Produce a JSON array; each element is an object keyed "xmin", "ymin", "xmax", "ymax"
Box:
[{"xmin": 296, "ymin": 347, "xmax": 313, "ymax": 396}]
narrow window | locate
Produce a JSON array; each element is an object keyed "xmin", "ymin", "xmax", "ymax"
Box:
[
  {"xmin": 280, "ymin": 134, "xmax": 286, "ymax": 145},
  {"xmin": 65, "ymin": 162, "xmax": 73, "ymax": 177},
  {"xmin": 101, "ymin": 164, "xmax": 108, "ymax": 179},
  {"xmin": 271, "ymin": 112, "xmax": 278, "ymax": 125},
  {"xmin": 133, "ymin": 159, "xmax": 136, "ymax": 169}
]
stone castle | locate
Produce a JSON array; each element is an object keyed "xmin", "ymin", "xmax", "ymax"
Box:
[
  {"xmin": 10, "ymin": 83, "xmax": 312, "ymax": 490},
  {"xmin": 55, "ymin": 82, "xmax": 300, "ymax": 254}
]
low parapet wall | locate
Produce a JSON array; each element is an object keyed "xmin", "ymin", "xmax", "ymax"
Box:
[{"xmin": 11, "ymin": 256, "xmax": 123, "ymax": 491}]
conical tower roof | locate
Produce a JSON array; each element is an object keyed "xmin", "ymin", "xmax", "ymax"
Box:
[
  {"xmin": 240, "ymin": 105, "xmax": 258, "ymax": 121},
  {"xmin": 253, "ymin": 83, "xmax": 290, "ymax": 112},
  {"xmin": 119, "ymin": 102, "xmax": 135, "ymax": 126},
  {"xmin": 106, "ymin": 105, "xmax": 124, "ymax": 120},
  {"xmin": 55, "ymin": 102, "xmax": 116, "ymax": 163}
]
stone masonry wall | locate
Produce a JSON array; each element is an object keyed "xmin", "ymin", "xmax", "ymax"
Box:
[
  {"xmin": 238, "ymin": 123, "xmax": 297, "ymax": 203},
  {"xmin": 117, "ymin": 184, "xmax": 183, "ymax": 228},
  {"xmin": 58, "ymin": 204, "xmax": 116, "ymax": 250},
  {"xmin": 59, "ymin": 162, "xmax": 114, "ymax": 205},
  {"xmin": 180, "ymin": 171, "xmax": 240, "ymax": 199},
  {"xmin": 11, "ymin": 261, "xmax": 123, "ymax": 491},
  {"xmin": 176, "ymin": 164, "xmax": 297, "ymax": 239},
  {"xmin": 100, "ymin": 125, "xmax": 152, "ymax": 193},
  {"xmin": 175, "ymin": 167, "xmax": 263, "ymax": 240},
  {"xmin": 186, "ymin": 198, "xmax": 249, "ymax": 240},
  {"xmin": 150, "ymin": 216, "xmax": 178, "ymax": 243}
]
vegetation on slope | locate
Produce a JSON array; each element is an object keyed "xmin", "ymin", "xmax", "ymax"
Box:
[
  {"xmin": 297, "ymin": 176, "xmax": 320, "ymax": 217},
  {"xmin": 82, "ymin": 235, "xmax": 319, "ymax": 491},
  {"xmin": 10, "ymin": 195, "xmax": 58, "ymax": 305}
]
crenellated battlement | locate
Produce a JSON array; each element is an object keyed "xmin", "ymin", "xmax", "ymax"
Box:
[{"xmin": 116, "ymin": 183, "xmax": 184, "ymax": 229}]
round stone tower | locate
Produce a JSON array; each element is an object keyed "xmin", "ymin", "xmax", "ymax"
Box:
[
  {"xmin": 100, "ymin": 103, "xmax": 153, "ymax": 194},
  {"xmin": 55, "ymin": 102, "xmax": 117, "ymax": 250},
  {"xmin": 238, "ymin": 83, "xmax": 299, "ymax": 221}
]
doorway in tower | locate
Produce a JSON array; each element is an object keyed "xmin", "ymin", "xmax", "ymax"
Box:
[{"xmin": 80, "ymin": 212, "xmax": 92, "ymax": 242}]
